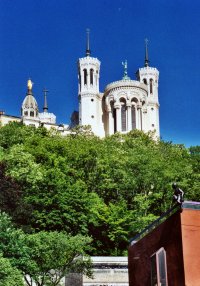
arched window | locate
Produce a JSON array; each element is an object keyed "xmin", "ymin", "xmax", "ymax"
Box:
[
  {"xmin": 143, "ymin": 78, "xmax": 147, "ymax": 85},
  {"xmin": 131, "ymin": 105, "xmax": 136, "ymax": 130},
  {"xmin": 30, "ymin": 111, "xmax": 34, "ymax": 117},
  {"xmin": 90, "ymin": 69, "xmax": 94, "ymax": 85},
  {"xmin": 24, "ymin": 111, "xmax": 28, "ymax": 116},
  {"xmin": 120, "ymin": 98, "xmax": 127, "ymax": 132},
  {"xmin": 150, "ymin": 78, "xmax": 153, "ymax": 94},
  {"xmin": 83, "ymin": 69, "xmax": 87, "ymax": 85}
]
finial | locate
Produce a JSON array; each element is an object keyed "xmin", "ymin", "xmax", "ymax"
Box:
[
  {"xmin": 86, "ymin": 28, "xmax": 91, "ymax": 57},
  {"xmin": 27, "ymin": 79, "xmax": 33, "ymax": 91},
  {"xmin": 144, "ymin": 38, "xmax": 149, "ymax": 67},
  {"xmin": 43, "ymin": 88, "xmax": 48, "ymax": 113},
  {"xmin": 122, "ymin": 60, "xmax": 130, "ymax": 80}
]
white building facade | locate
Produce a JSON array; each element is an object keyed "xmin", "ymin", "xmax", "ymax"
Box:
[
  {"xmin": 1, "ymin": 35, "xmax": 160, "ymax": 139},
  {"xmin": 78, "ymin": 36, "xmax": 160, "ymax": 138}
]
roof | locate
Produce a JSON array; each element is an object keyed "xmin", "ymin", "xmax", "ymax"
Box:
[
  {"xmin": 183, "ymin": 201, "xmax": 200, "ymax": 210},
  {"xmin": 130, "ymin": 201, "xmax": 200, "ymax": 246}
]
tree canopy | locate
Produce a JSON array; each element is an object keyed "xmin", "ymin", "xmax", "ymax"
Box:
[
  {"xmin": 0, "ymin": 122, "xmax": 199, "ymax": 256},
  {"xmin": 0, "ymin": 212, "xmax": 92, "ymax": 286}
]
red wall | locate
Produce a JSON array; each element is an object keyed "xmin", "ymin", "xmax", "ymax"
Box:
[
  {"xmin": 128, "ymin": 211, "xmax": 185, "ymax": 286},
  {"xmin": 181, "ymin": 209, "xmax": 200, "ymax": 286}
]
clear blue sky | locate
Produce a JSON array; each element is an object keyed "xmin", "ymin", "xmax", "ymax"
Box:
[{"xmin": 0, "ymin": 0, "xmax": 199, "ymax": 147}]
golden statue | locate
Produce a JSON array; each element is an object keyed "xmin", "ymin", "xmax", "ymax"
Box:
[{"xmin": 27, "ymin": 79, "xmax": 33, "ymax": 90}]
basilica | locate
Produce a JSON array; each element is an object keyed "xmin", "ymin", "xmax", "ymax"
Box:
[{"xmin": 0, "ymin": 34, "xmax": 160, "ymax": 138}]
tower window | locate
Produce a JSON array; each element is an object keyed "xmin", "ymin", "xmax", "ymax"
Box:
[
  {"xmin": 150, "ymin": 78, "xmax": 153, "ymax": 94},
  {"xmin": 91, "ymin": 99, "xmax": 94, "ymax": 102},
  {"xmin": 143, "ymin": 78, "xmax": 147, "ymax": 85},
  {"xmin": 30, "ymin": 111, "xmax": 34, "ymax": 117},
  {"xmin": 24, "ymin": 111, "xmax": 28, "ymax": 116},
  {"xmin": 91, "ymin": 115, "xmax": 94, "ymax": 118},
  {"xmin": 90, "ymin": 69, "xmax": 94, "ymax": 85},
  {"xmin": 83, "ymin": 69, "xmax": 87, "ymax": 85}
]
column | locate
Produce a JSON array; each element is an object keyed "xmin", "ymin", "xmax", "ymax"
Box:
[
  {"xmin": 108, "ymin": 110, "xmax": 113, "ymax": 135},
  {"xmin": 137, "ymin": 105, "xmax": 142, "ymax": 130}
]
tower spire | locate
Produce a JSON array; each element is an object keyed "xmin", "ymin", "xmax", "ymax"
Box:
[
  {"xmin": 43, "ymin": 88, "xmax": 48, "ymax": 113},
  {"xmin": 144, "ymin": 38, "xmax": 149, "ymax": 67},
  {"xmin": 86, "ymin": 28, "xmax": 91, "ymax": 57}
]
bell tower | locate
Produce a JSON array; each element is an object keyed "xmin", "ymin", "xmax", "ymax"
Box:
[
  {"xmin": 136, "ymin": 39, "xmax": 160, "ymax": 137},
  {"xmin": 78, "ymin": 29, "xmax": 104, "ymax": 136}
]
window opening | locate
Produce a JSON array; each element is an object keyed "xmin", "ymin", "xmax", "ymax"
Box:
[
  {"xmin": 83, "ymin": 69, "xmax": 87, "ymax": 85},
  {"xmin": 150, "ymin": 79, "xmax": 153, "ymax": 94},
  {"xmin": 131, "ymin": 105, "xmax": 136, "ymax": 130},
  {"xmin": 151, "ymin": 248, "xmax": 168, "ymax": 286},
  {"xmin": 121, "ymin": 104, "xmax": 126, "ymax": 131},
  {"xmin": 113, "ymin": 108, "xmax": 117, "ymax": 133}
]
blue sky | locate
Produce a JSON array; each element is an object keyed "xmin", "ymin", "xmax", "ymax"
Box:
[{"xmin": 0, "ymin": 0, "xmax": 199, "ymax": 147}]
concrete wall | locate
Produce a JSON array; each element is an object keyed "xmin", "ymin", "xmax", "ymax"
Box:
[{"xmin": 65, "ymin": 257, "xmax": 128, "ymax": 286}]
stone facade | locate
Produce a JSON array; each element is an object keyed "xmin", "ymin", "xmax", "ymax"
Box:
[{"xmin": 78, "ymin": 43, "xmax": 160, "ymax": 138}]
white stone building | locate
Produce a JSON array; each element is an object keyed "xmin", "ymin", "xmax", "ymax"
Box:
[
  {"xmin": 78, "ymin": 35, "xmax": 160, "ymax": 138},
  {"xmin": 0, "ymin": 34, "xmax": 160, "ymax": 138}
]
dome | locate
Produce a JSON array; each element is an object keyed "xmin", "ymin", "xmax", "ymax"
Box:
[
  {"xmin": 21, "ymin": 79, "xmax": 39, "ymax": 118},
  {"xmin": 22, "ymin": 93, "xmax": 38, "ymax": 110}
]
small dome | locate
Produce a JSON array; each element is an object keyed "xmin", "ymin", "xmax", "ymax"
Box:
[{"xmin": 22, "ymin": 94, "xmax": 38, "ymax": 110}]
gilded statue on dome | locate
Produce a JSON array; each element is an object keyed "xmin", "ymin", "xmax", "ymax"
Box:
[{"xmin": 27, "ymin": 79, "xmax": 33, "ymax": 90}]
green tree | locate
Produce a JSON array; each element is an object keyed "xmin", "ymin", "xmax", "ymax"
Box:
[
  {"xmin": 23, "ymin": 232, "xmax": 92, "ymax": 286},
  {"xmin": 0, "ymin": 212, "xmax": 92, "ymax": 286},
  {"xmin": 0, "ymin": 123, "xmax": 198, "ymax": 256},
  {"xmin": 0, "ymin": 255, "xmax": 24, "ymax": 286},
  {"xmin": 188, "ymin": 146, "xmax": 200, "ymax": 201}
]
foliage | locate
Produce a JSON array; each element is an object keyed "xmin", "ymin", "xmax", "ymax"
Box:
[
  {"xmin": 0, "ymin": 212, "xmax": 92, "ymax": 286},
  {"xmin": 23, "ymin": 232, "xmax": 92, "ymax": 286},
  {"xmin": 0, "ymin": 123, "xmax": 199, "ymax": 255},
  {"xmin": 0, "ymin": 255, "xmax": 24, "ymax": 286},
  {"xmin": 188, "ymin": 146, "xmax": 200, "ymax": 201}
]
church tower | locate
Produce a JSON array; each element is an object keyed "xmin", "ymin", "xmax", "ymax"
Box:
[
  {"xmin": 136, "ymin": 40, "xmax": 160, "ymax": 137},
  {"xmin": 21, "ymin": 79, "xmax": 39, "ymax": 121},
  {"xmin": 78, "ymin": 30, "xmax": 104, "ymax": 136}
]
